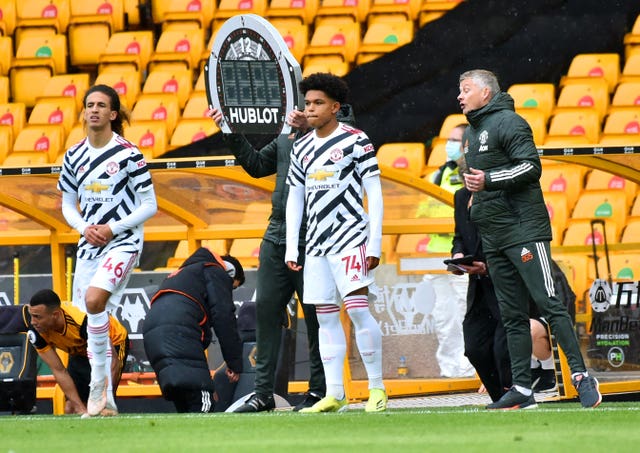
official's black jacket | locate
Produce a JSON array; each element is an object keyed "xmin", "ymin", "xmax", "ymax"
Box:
[{"xmin": 143, "ymin": 248, "xmax": 243, "ymax": 396}]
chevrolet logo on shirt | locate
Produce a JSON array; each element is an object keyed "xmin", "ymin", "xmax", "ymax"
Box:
[
  {"xmin": 308, "ymin": 169, "xmax": 335, "ymax": 181},
  {"xmin": 84, "ymin": 181, "xmax": 110, "ymax": 193}
]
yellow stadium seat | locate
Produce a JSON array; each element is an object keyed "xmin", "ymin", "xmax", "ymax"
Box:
[
  {"xmin": 229, "ymin": 238, "xmax": 262, "ymax": 268},
  {"xmin": 304, "ymin": 20, "xmax": 361, "ymax": 64},
  {"xmin": 15, "ymin": 0, "xmax": 70, "ymax": 44},
  {"xmin": 150, "ymin": 0, "xmax": 172, "ymax": 24},
  {"xmin": 508, "ymin": 83, "xmax": 556, "ymax": 121},
  {"xmin": 268, "ymin": 0, "xmax": 319, "ymax": 25},
  {"xmin": 571, "ymin": 190, "xmax": 627, "ymax": 238},
  {"xmin": 633, "ymin": 195, "xmax": 640, "ymax": 217},
  {"xmin": 142, "ymin": 68, "xmax": 193, "ymax": 109},
  {"xmin": 169, "ymin": 118, "xmax": 219, "ymax": 148},
  {"xmin": 553, "ymin": 79, "xmax": 609, "ymax": 122},
  {"xmin": 2, "ymin": 151, "xmax": 51, "ymax": 166},
  {"xmin": 0, "ymin": 75, "xmax": 7, "ymax": 104},
  {"xmin": 584, "ymin": 169, "xmax": 637, "ymax": 208},
  {"xmin": 609, "ymin": 82, "xmax": 640, "ymax": 112},
  {"xmin": 0, "ymin": 124, "xmax": 12, "ymax": 162},
  {"xmin": 356, "ymin": 19, "xmax": 414, "ymax": 65},
  {"xmin": 543, "ymin": 191, "xmax": 569, "ymax": 238},
  {"xmin": 599, "ymin": 109, "xmax": 640, "ymax": 146},
  {"xmin": 124, "ymin": 122, "xmax": 168, "ymax": 159},
  {"xmin": 539, "ymin": 163, "xmax": 587, "ymax": 208},
  {"xmin": 619, "ymin": 50, "xmax": 640, "ymax": 84},
  {"xmin": 0, "ymin": 35, "xmax": 11, "ymax": 76},
  {"xmin": 124, "ymin": 0, "xmax": 140, "ymax": 26},
  {"xmin": 395, "ymin": 233, "xmax": 432, "ymax": 255},
  {"xmin": 621, "ymin": 217, "xmax": 640, "ymax": 243},
  {"xmin": 587, "ymin": 252, "xmax": 640, "ymax": 282},
  {"xmin": 63, "ymin": 123, "xmax": 84, "ymax": 150},
  {"xmin": 98, "ymin": 30, "xmax": 154, "ymax": 75},
  {"xmin": 148, "ymin": 28, "xmax": 204, "ymax": 72},
  {"xmin": 437, "ymin": 113, "xmax": 467, "ymax": 140},
  {"xmin": 68, "ymin": 0, "xmax": 124, "ymax": 66},
  {"xmin": 315, "ymin": 0, "xmax": 370, "ymax": 25},
  {"xmin": 562, "ymin": 218, "xmax": 618, "ymax": 247},
  {"xmin": 182, "ymin": 92, "xmax": 210, "ymax": 119},
  {"xmin": 28, "ymin": 96, "xmax": 77, "ymax": 135},
  {"xmin": 425, "ymin": 141, "xmax": 446, "ymax": 170},
  {"xmin": 559, "ymin": 53, "xmax": 620, "ymax": 93},
  {"xmin": 12, "ymin": 124, "xmax": 65, "ymax": 162},
  {"xmin": 377, "ymin": 142, "xmax": 425, "ymax": 177},
  {"xmin": 0, "ymin": 0, "xmax": 17, "ymax": 36},
  {"xmin": 213, "ymin": 0, "xmax": 268, "ymax": 29},
  {"xmin": 193, "ymin": 69, "xmax": 206, "ymax": 93},
  {"xmin": 162, "ymin": 0, "xmax": 216, "ymax": 30},
  {"xmin": 517, "ymin": 108, "xmax": 547, "ymax": 146},
  {"xmin": 93, "ymin": 70, "xmax": 140, "ymax": 108},
  {"xmin": 131, "ymin": 93, "xmax": 180, "ymax": 137},
  {"xmin": 39, "ymin": 73, "xmax": 90, "ymax": 112},
  {"xmin": 301, "ymin": 54, "xmax": 350, "ymax": 77},
  {"xmin": 623, "ymin": 14, "xmax": 640, "ymax": 52},
  {"xmin": 418, "ymin": 0, "xmax": 462, "ymax": 27},
  {"xmin": 546, "ymin": 110, "xmax": 600, "ymax": 145},
  {"xmin": 270, "ymin": 19, "xmax": 309, "ymax": 63},
  {"xmin": 367, "ymin": 0, "xmax": 422, "ymax": 25},
  {"xmin": 551, "ymin": 252, "xmax": 590, "ymax": 300},
  {"xmin": 0, "ymin": 102, "xmax": 27, "ymax": 138}
]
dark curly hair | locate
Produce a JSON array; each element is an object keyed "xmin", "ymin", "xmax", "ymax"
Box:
[{"xmin": 299, "ymin": 73, "xmax": 350, "ymax": 104}]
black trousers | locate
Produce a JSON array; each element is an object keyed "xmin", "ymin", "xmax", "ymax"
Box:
[
  {"xmin": 463, "ymin": 276, "xmax": 512, "ymax": 402},
  {"xmin": 254, "ymin": 239, "xmax": 325, "ymax": 397}
]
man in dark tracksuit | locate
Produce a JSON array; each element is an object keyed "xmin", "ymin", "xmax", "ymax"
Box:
[
  {"xmin": 143, "ymin": 248, "xmax": 244, "ymax": 413},
  {"xmin": 458, "ymin": 69, "xmax": 601, "ymax": 410},
  {"xmin": 452, "ymin": 186, "xmax": 511, "ymax": 402},
  {"xmin": 208, "ymin": 105, "xmax": 355, "ymax": 412}
]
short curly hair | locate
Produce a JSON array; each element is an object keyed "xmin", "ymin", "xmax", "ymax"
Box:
[{"xmin": 299, "ymin": 73, "xmax": 350, "ymax": 104}]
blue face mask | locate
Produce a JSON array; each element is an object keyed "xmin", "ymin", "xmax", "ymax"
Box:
[{"xmin": 445, "ymin": 140, "xmax": 462, "ymax": 162}]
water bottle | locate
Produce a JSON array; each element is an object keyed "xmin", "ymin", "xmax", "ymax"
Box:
[{"xmin": 397, "ymin": 356, "xmax": 408, "ymax": 378}]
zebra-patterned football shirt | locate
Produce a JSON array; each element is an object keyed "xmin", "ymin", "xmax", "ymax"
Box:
[
  {"xmin": 287, "ymin": 122, "xmax": 380, "ymax": 256},
  {"xmin": 57, "ymin": 132, "xmax": 154, "ymax": 260}
]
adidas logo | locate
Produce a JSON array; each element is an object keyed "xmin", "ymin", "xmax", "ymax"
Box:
[
  {"xmin": 521, "ymin": 247, "xmax": 534, "ymax": 263},
  {"xmin": 350, "ymin": 274, "xmax": 360, "ymax": 282},
  {"xmin": 521, "ymin": 247, "xmax": 531, "ymax": 256}
]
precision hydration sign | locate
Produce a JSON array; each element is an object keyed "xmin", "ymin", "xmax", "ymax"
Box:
[{"xmin": 205, "ymin": 14, "xmax": 302, "ymax": 135}]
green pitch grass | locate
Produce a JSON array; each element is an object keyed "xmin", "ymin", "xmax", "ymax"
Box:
[{"xmin": 2, "ymin": 402, "xmax": 639, "ymax": 452}]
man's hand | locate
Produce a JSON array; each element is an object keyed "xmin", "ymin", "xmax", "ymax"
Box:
[
  {"xmin": 287, "ymin": 261, "xmax": 302, "ymax": 272},
  {"xmin": 83, "ymin": 224, "xmax": 112, "ymax": 247},
  {"xmin": 463, "ymin": 260, "xmax": 488, "ymax": 276},
  {"xmin": 226, "ymin": 368, "xmax": 240, "ymax": 383},
  {"xmin": 287, "ymin": 109, "xmax": 309, "ymax": 133},
  {"xmin": 207, "ymin": 108, "xmax": 224, "ymax": 128},
  {"xmin": 366, "ymin": 256, "xmax": 380, "ymax": 271},
  {"xmin": 463, "ymin": 167, "xmax": 486, "ymax": 192}
]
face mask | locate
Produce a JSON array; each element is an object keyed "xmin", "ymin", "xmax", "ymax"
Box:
[{"xmin": 445, "ymin": 140, "xmax": 462, "ymax": 162}]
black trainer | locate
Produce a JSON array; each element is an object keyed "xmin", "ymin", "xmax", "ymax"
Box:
[
  {"xmin": 293, "ymin": 392, "xmax": 322, "ymax": 412},
  {"xmin": 233, "ymin": 393, "xmax": 275, "ymax": 413},
  {"xmin": 532, "ymin": 368, "xmax": 557, "ymax": 393},
  {"xmin": 572, "ymin": 373, "xmax": 602, "ymax": 408},
  {"xmin": 486, "ymin": 387, "xmax": 538, "ymax": 410}
]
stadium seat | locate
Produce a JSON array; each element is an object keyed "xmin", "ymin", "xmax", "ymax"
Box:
[
  {"xmin": 267, "ymin": 0, "xmax": 319, "ymax": 25},
  {"xmin": 621, "ymin": 217, "xmax": 640, "ymax": 243},
  {"xmin": 124, "ymin": 122, "xmax": 168, "ymax": 159},
  {"xmin": 15, "ymin": 0, "xmax": 70, "ymax": 45},
  {"xmin": 517, "ymin": 108, "xmax": 547, "ymax": 146},
  {"xmin": 161, "ymin": 0, "xmax": 216, "ymax": 30},
  {"xmin": 633, "ymin": 195, "xmax": 640, "ymax": 217},
  {"xmin": 546, "ymin": 110, "xmax": 601, "ymax": 145},
  {"xmin": 142, "ymin": 69, "xmax": 193, "ymax": 109},
  {"xmin": 599, "ymin": 109, "xmax": 640, "ymax": 146},
  {"xmin": 229, "ymin": 238, "xmax": 262, "ymax": 268},
  {"xmin": 148, "ymin": 28, "xmax": 204, "ymax": 72},
  {"xmin": 28, "ymin": 96, "xmax": 77, "ymax": 135},
  {"xmin": 553, "ymin": 79, "xmax": 609, "ymax": 122},
  {"xmin": 169, "ymin": 118, "xmax": 219, "ymax": 148},
  {"xmin": 619, "ymin": 50, "xmax": 640, "ymax": 84},
  {"xmin": 609, "ymin": 82, "xmax": 640, "ymax": 112},
  {"xmin": 559, "ymin": 53, "xmax": 620, "ymax": 93},
  {"xmin": 551, "ymin": 252, "xmax": 590, "ymax": 301},
  {"xmin": 0, "ymin": 124, "xmax": 12, "ymax": 162},
  {"xmin": 39, "ymin": 73, "xmax": 90, "ymax": 112},
  {"xmin": 431, "ymin": 113, "xmax": 467, "ymax": 148},
  {"xmin": 571, "ymin": 190, "xmax": 627, "ymax": 238},
  {"xmin": 543, "ymin": 191, "xmax": 569, "ymax": 239},
  {"xmin": 377, "ymin": 142, "xmax": 425, "ymax": 177},
  {"xmin": 131, "ymin": 93, "xmax": 181, "ymax": 137},
  {"xmin": 623, "ymin": 14, "xmax": 640, "ymax": 56},
  {"xmin": 11, "ymin": 124, "xmax": 65, "ymax": 163},
  {"xmin": 315, "ymin": 0, "xmax": 370, "ymax": 26},
  {"xmin": 123, "ymin": 0, "xmax": 140, "ymax": 27},
  {"xmin": 562, "ymin": 218, "xmax": 618, "ymax": 247},
  {"xmin": 193, "ymin": 69, "xmax": 206, "ymax": 93},
  {"xmin": 0, "ymin": 75, "xmax": 7, "ymax": 104},
  {"xmin": 2, "ymin": 150, "xmax": 51, "ymax": 166},
  {"xmin": 98, "ymin": 30, "xmax": 154, "ymax": 76},
  {"xmin": 508, "ymin": 83, "xmax": 556, "ymax": 121},
  {"xmin": 395, "ymin": 233, "xmax": 431, "ymax": 254},
  {"xmin": 93, "ymin": 70, "xmax": 140, "ymax": 108},
  {"xmin": 213, "ymin": 0, "xmax": 268, "ymax": 30},
  {"xmin": 270, "ymin": 19, "xmax": 309, "ymax": 63},
  {"xmin": 0, "ymin": 0, "xmax": 17, "ymax": 36},
  {"xmin": 304, "ymin": 20, "xmax": 361, "ymax": 65},
  {"xmin": 425, "ymin": 141, "xmax": 446, "ymax": 170},
  {"xmin": 63, "ymin": 123, "xmax": 84, "ymax": 150},
  {"xmin": 0, "ymin": 102, "xmax": 27, "ymax": 139},
  {"xmin": 584, "ymin": 168, "xmax": 637, "ymax": 208},
  {"xmin": 587, "ymin": 252, "xmax": 640, "ymax": 282},
  {"xmin": 301, "ymin": 55, "xmax": 350, "ymax": 77},
  {"xmin": 366, "ymin": 0, "xmax": 422, "ymax": 26},
  {"xmin": 0, "ymin": 36, "xmax": 11, "ymax": 76},
  {"xmin": 182, "ymin": 92, "xmax": 210, "ymax": 119},
  {"xmin": 356, "ymin": 19, "xmax": 414, "ymax": 65},
  {"xmin": 539, "ymin": 163, "xmax": 587, "ymax": 208}
]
